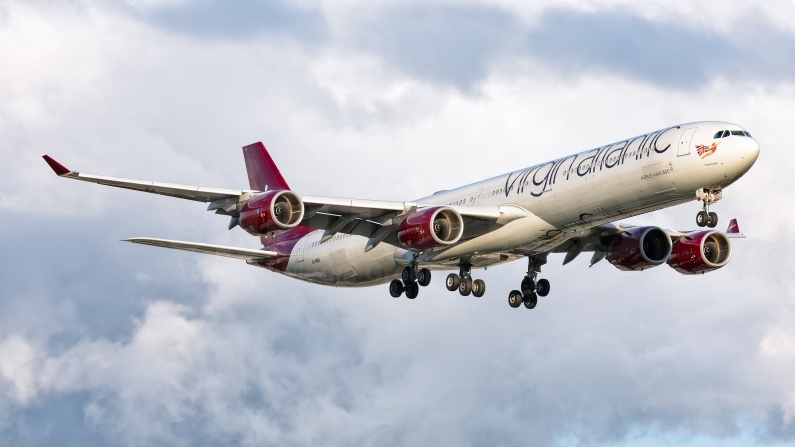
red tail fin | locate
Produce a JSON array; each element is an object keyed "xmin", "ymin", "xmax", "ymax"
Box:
[
  {"xmin": 726, "ymin": 218, "xmax": 741, "ymax": 234},
  {"xmin": 242, "ymin": 142, "xmax": 290, "ymax": 191}
]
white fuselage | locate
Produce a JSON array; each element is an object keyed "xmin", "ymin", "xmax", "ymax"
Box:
[{"xmin": 273, "ymin": 121, "xmax": 760, "ymax": 286}]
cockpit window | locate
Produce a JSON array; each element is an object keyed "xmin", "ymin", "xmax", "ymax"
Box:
[
  {"xmin": 714, "ymin": 131, "xmax": 723, "ymax": 138},
  {"xmin": 722, "ymin": 130, "xmax": 730, "ymax": 138},
  {"xmin": 744, "ymin": 131, "xmax": 752, "ymax": 137},
  {"xmin": 730, "ymin": 130, "xmax": 745, "ymax": 136}
]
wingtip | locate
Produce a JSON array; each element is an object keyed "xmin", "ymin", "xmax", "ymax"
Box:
[{"xmin": 42, "ymin": 155, "xmax": 71, "ymax": 176}]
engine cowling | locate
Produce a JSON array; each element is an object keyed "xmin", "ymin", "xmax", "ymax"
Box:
[
  {"xmin": 667, "ymin": 230, "xmax": 732, "ymax": 275},
  {"xmin": 239, "ymin": 190, "xmax": 304, "ymax": 236},
  {"xmin": 397, "ymin": 206, "xmax": 463, "ymax": 251},
  {"xmin": 606, "ymin": 226, "xmax": 673, "ymax": 271}
]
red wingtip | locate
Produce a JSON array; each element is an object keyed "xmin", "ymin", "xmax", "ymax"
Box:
[{"xmin": 42, "ymin": 155, "xmax": 71, "ymax": 176}]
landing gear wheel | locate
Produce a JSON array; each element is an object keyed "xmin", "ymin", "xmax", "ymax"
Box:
[
  {"xmin": 536, "ymin": 279, "xmax": 550, "ymax": 297},
  {"xmin": 389, "ymin": 279, "xmax": 404, "ymax": 298},
  {"xmin": 401, "ymin": 267, "xmax": 416, "ymax": 284},
  {"xmin": 707, "ymin": 212, "xmax": 718, "ymax": 228},
  {"xmin": 459, "ymin": 277, "xmax": 473, "ymax": 296},
  {"xmin": 523, "ymin": 292, "xmax": 538, "ymax": 309},
  {"xmin": 405, "ymin": 283, "xmax": 419, "ymax": 299},
  {"xmin": 445, "ymin": 273, "xmax": 460, "ymax": 291},
  {"xmin": 521, "ymin": 277, "xmax": 536, "ymax": 296},
  {"xmin": 472, "ymin": 279, "xmax": 486, "ymax": 298},
  {"xmin": 696, "ymin": 210, "xmax": 708, "ymax": 227},
  {"xmin": 417, "ymin": 268, "xmax": 432, "ymax": 287},
  {"xmin": 508, "ymin": 290, "xmax": 523, "ymax": 308}
]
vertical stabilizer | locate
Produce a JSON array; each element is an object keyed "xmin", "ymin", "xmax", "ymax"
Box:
[{"xmin": 242, "ymin": 142, "xmax": 290, "ymax": 191}]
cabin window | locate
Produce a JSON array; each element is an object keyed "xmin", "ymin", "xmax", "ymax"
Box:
[{"xmin": 714, "ymin": 131, "xmax": 723, "ymax": 138}]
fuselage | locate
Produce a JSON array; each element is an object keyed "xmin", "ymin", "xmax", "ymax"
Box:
[{"xmin": 253, "ymin": 121, "xmax": 760, "ymax": 286}]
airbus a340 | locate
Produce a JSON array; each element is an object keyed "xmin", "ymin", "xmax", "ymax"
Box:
[{"xmin": 44, "ymin": 122, "xmax": 759, "ymax": 309}]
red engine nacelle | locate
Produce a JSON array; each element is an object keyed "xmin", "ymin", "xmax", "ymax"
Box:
[
  {"xmin": 239, "ymin": 190, "xmax": 304, "ymax": 236},
  {"xmin": 397, "ymin": 206, "xmax": 464, "ymax": 251},
  {"xmin": 606, "ymin": 226, "xmax": 673, "ymax": 271},
  {"xmin": 667, "ymin": 230, "xmax": 732, "ymax": 275}
]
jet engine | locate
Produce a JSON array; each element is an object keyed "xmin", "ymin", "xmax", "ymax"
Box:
[
  {"xmin": 606, "ymin": 226, "xmax": 673, "ymax": 271},
  {"xmin": 397, "ymin": 206, "xmax": 464, "ymax": 251},
  {"xmin": 667, "ymin": 230, "xmax": 732, "ymax": 275},
  {"xmin": 239, "ymin": 190, "xmax": 304, "ymax": 236}
]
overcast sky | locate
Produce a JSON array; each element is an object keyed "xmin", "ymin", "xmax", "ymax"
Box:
[{"xmin": 1, "ymin": 0, "xmax": 794, "ymax": 446}]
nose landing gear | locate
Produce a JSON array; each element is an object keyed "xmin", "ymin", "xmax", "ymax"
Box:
[
  {"xmin": 509, "ymin": 254, "xmax": 551, "ymax": 310},
  {"xmin": 695, "ymin": 189, "xmax": 720, "ymax": 228},
  {"xmin": 445, "ymin": 264, "xmax": 486, "ymax": 297}
]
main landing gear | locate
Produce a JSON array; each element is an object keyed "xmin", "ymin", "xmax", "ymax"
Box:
[
  {"xmin": 389, "ymin": 262, "xmax": 432, "ymax": 299},
  {"xmin": 509, "ymin": 255, "xmax": 551, "ymax": 310},
  {"xmin": 695, "ymin": 188, "xmax": 720, "ymax": 228},
  {"xmin": 445, "ymin": 264, "xmax": 486, "ymax": 298}
]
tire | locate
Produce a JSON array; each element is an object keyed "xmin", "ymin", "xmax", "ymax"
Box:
[
  {"xmin": 405, "ymin": 283, "xmax": 419, "ymax": 299},
  {"xmin": 418, "ymin": 268, "xmax": 432, "ymax": 287},
  {"xmin": 523, "ymin": 292, "xmax": 538, "ymax": 309},
  {"xmin": 402, "ymin": 267, "xmax": 416, "ymax": 284},
  {"xmin": 389, "ymin": 279, "xmax": 404, "ymax": 298},
  {"xmin": 472, "ymin": 279, "xmax": 486, "ymax": 298},
  {"xmin": 508, "ymin": 290, "xmax": 523, "ymax": 308},
  {"xmin": 459, "ymin": 277, "xmax": 473, "ymax": 296},
  {"xmin": 696, "ymin": 210, "xmax": 708, "ymax": 227},
  {"xmin": 707, "ymin": 212, "xmax": 718, "ymax": 228},
  {"xmin": 445, "ymin": 273, "xmax": 460, "ymax": 291},
  {"xmin": 536, "ymin": 279, "xmax": 550, "ymax": 297},
  {"xmin": 521, "ymin": 277, "xmax": 535, "ymax": 296}
]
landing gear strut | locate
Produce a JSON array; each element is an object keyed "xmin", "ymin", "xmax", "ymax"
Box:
[
  {"xmin": 696, "ymin": 188, "xmax": 720, "ymax": 228},
  {"xmin": 445, "ymin": 264, "xmax": 486, "ymax": 298},
  {"xmin": 389, "ymin": 257, "xmax": 431, "ymax": 299},
  {"xmin": 509, "ymin": 254, "xmax": 551, "ymax": 310}
]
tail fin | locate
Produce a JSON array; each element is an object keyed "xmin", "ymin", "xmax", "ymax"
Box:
[{"xmin": 242, "ymin": 142, "xmax": 290, "ymax": 191}]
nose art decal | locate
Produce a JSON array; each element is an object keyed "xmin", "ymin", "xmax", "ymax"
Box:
[{"xmin": 696, "ymin": 142, "xmax": 719, "ymax": 159}]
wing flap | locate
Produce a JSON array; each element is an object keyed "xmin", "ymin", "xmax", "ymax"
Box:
[{"xmin": 124, "ymin": 238, "xmax": 276, "ymax": 260}]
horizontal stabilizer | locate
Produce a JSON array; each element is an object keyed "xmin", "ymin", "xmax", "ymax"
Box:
[{"xmin": 124, "ymin": 238, "xmax": 277, "ymax": 260}]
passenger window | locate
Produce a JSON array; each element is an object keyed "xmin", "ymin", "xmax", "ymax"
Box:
[
  {"xmin": 714, "ymin": 131, "xmax": 723, "ymax": 138},
  {"xmin": 722, "ymin": 130, "xmax": 730, "ymax": 138},
  {"xmin": 731, "ymin": 130, "xmax": 744, "ymax": 136}
]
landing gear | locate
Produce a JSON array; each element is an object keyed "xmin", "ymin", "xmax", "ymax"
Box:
[
  {"xmin": 389, "ymin": 279, "xmax": 404, "ymax": 298},
  {"xmin": 696, "ymin": 189, "xmax": 721, "ymax": 228},
  {"xmin": 508, "ymin": 254, "xmax": 550, "ymax": 310},
  {"xmin": 390, "ymin": 262, "xmax": 430, "ymax": 299},
  {"xmin": 446, "ymin": 264, "xmax": 487, "ymax": 298}
]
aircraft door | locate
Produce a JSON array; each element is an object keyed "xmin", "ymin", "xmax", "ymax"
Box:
[
  {"xmin": 678, "ymin": 127, "xmax": 697, "ymax": 157},
  {"xmin": 474, "ymin": 188, "xmax": 483, "ymax": 205}
]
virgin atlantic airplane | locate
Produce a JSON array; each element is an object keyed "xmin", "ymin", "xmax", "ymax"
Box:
[{"xmin": 43, "ymin": 122, "xmax": 759, "ymax": 309}]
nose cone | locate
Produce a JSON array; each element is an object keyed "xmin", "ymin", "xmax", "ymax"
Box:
[
  {"xmin": 742, "ymin": 137, "xmax": 760, "ymax": 169},
  {"xmin": 728, "ymin": 136, "xmax": 760, "ymax": 180}
]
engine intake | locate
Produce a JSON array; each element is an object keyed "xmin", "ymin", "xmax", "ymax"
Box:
[
  {"xmin": 397, "ymin": 206, "xmax": 463, "ymax": 251},
  {"xmin": 239, "ymin": 190, "xmax": 304, "ymax": 236},
  {"xmin": 606, "ymin": 226, "xmax": 673, "ymax": 271},
  {"xmin": 667, "ymin": 230, "xmax": 732, "ymax": 275}
]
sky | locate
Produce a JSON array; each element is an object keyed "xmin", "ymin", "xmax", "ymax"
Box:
[{"xmin": 1, "ymin": 0, "xmax": 794, "ymax": 446}]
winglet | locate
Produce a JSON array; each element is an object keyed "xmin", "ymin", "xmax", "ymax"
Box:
[
  {"xmin": 726, "ymin": 218, "xmax": 745, "ymax": 238},
  {"xmin": 42, "ymin": 155, "xmax": 72, "ymax": 176}
]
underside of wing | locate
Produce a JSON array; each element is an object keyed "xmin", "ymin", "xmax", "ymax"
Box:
[{"xmin": 124, "ymin": 238, "xmax": 277, "ymax": 260}]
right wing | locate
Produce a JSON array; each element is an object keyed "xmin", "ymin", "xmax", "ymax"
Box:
[
  {"xmin": 43, "ymin": 155, "xmax": 254, "ymax": 203},
  {"xmin": 124, "ymin": 238, "xmax": 276, "ymax": 260}
]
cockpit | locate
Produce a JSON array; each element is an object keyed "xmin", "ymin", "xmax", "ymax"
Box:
[{"xmin": 714, "ymin": 129, "xmax": 752, "ymax": 138}]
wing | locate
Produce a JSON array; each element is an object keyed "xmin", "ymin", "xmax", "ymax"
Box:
[
  {"xmin": 43, "ymin": 155, "xmax": 253, "ymax": 203},
  {"xmin": 299, "ymin": 196, "xmax": 527, "ymax": 251},
  {"xmin": 551, "ymin": 218, "xmax": 746, "ymax": 266},
  {"xmin": 124, "ymin": 238, "xmax": 277, "ymax": 260}
]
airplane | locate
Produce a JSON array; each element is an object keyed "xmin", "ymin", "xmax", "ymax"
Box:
[{"xmin": 42, "ymin": 121, "xmax": 759, "ymax": 309}]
